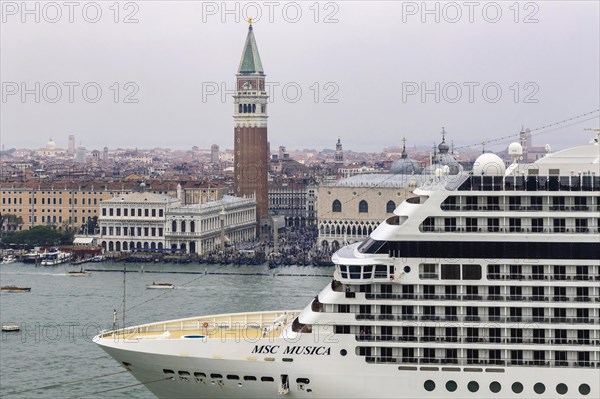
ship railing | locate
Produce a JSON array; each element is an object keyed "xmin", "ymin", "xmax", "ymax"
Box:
[
  {"xmin": 419, "ymin": 226, "xmax": 597, "ymax": 234},
  {"xmin": 355, "ymin": 335, "xmax": 600, "ymax": 346},
  {"xmin": 100, "ymin": 310, "xmax": 299, "ymax": 339},
  {"xmin": 488, "ymin": 273, "xmax": 600, "ymax": 281},
  {"xmin": 441, "ymin": 204, "xmax": 597, "ymax": 213},
  {"xmin": 353, "ymin": 313, "xmax": 597, "ymax": 325},
  {"xmin": 362, "ymin": 356, "xmax": 599, "ymax": 368},
  {"xmin": 456, "ymin": 175, "xmax": 600, "ymax": 192},
  {"xmin": 362, "ymin": 293, "xmax": 600, "ymax": 303}
]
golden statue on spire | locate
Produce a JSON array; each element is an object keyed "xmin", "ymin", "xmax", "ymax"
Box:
[{"xmin": 248, "ymin": 18, "xmax": 253, "ymax": 25}]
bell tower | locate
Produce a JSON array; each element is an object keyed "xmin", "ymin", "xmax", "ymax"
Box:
[{"xmin": 233, "ymin": 20, "xmax": 269, "ymax": 228}]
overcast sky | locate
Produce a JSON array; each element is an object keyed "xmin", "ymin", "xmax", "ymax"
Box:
[{"xmin": 1, "ymin": 1, "xmax": 599, "ymax": 153}]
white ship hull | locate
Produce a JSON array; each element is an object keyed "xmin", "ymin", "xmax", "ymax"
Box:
[{"xmin": 97, "ymin": 319, "xmax": 598, "ymax": 399}]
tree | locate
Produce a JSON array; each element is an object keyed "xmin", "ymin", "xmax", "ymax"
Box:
[
  {"xmin": 0, "ymin": 213, "xmax": 24, "ymax": 233},
  {"xmin": 3, "ymin": 225, "xmax": 75, "ymax": 246}
]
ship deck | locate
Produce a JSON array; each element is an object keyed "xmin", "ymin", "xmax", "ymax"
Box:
[{"xmin": 99, "ymin": 310, "xmax": 299, "ymax": 341}]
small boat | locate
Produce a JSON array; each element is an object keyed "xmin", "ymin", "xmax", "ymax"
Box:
[
  {"xmin": 1, "ymin": 324, "xmax": 20, "ymax": 332},
  {"xmin": 41, "ymin": 250, "xmax": 72, "ymax": 266},
  {"xmin": 145, "ymin": 282, "xmax": 175, "ymax": 289},
  {"xmin": 67, "ymin": 270, "xmax": 92, "ymax": 277},
  {"xmin": 90, "ymin": 255, "xmax": 106, "ymax": 263},
  {"xmin": 21, "ymin": 251, "xmax": 41, "ymax": 264},
  {"xmin": 1, "ymin": 255, "xmax": 17, "ymax": 264},
  {"xmin": 0, "ymin": 286, "xmax": 31, "ymax": 292}
]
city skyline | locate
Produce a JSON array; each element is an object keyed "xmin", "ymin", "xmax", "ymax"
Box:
[{"xmin": 1, "ymin": 2, "xmax": 599, "ymax": 152}]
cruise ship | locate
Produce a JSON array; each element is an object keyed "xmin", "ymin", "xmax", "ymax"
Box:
[{"xmin": 96, "ymin": 136, "xmax": 600, "ymax": 398}]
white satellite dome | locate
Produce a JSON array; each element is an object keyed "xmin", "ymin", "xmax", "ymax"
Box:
[
  {"xmin": 508, "ymin": 142, "xmax": 522, "ymax": 155},
  {"xmin": 473, "ymin": 153, "xmax": 506, "ymax": 176}
]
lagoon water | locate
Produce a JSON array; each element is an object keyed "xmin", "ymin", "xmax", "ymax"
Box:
[{"xmin": 0, "ymin": 262, "xmax": 330, "ymax": 398}]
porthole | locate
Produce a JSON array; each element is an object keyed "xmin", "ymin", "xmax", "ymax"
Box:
[
  {"xmin": 512, "ymin": 382, "xmax": 523, "ymax": 393},
  {"xmin": 340, "ymin": 349, "xmax": 347, "ymax": 356},
  {"xmin": 468, "ymin": 381, "xmax": 479, "ymax": 392},
  {"xmin": 424, "ymin": 380, "xmax": 435, "ymax": 392},
  {"xmin": 579, "ymin": 384, "xmax": 591, "ymax": 395},
  {"xmin": 490, "ymin": 381, "xmax": 501, "ymax": 393},
  {"xmin": 446, "ymin": 380, "xmax": 457, "ymax": 392},
  {"xmin": 556, "ymin": 383, "xmax": 568, "ymax": 395},
  {"xmin": 534, "ymin": 383, "xmax": 545, "ymax": 394},
  {"xmin": 404, "ymin": 266, "xmax": 411, "ymax": 273}
]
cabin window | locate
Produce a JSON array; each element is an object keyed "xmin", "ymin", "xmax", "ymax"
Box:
[
  {"xmin": 422, "ymin": 217, "xmax": 435, "ymax": 232},
  {"xmin": 466, "ymin": 218, "xmax": 478, "ymax": 232},
  {"xmin": 419, "ymin": 264, "xmax": 438, "ymax": 279},
  {"xmin": 339, "ymin": 265, "xmax": 347, "ymax": 278},
  {"xmin": 374, "ymin": 265, "xmax": 388, "ymax": 278},
  {"xmin": 441, "ymin": 264, "xmax": 459, "ymax": 280},
  {"xmin": 462, "ymin": 264, "xmax": 481, "ymax": 280},
  {"xmin": 487, "ymin": 218, "xmax": 499, "ymax": 232},
  {"xmin": 349, "ymin": 266, "xmax": 361, "ymax": 279},
  {"xmin": 553, "ymin": 218, "xmax": 566, "ymax": 232}
]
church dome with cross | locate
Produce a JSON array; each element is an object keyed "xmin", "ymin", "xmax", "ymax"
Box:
[
  {"xmin": 422, "ymin": 127, "xmax": 463, "ymax": 175},
  {"xmin": 390, "ymin": 137, "xmax": 420, "ymax": 174}
]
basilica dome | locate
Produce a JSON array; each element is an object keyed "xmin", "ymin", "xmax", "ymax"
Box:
[{"xmin": 390, "ymin": 144, "xmax": 420, "ymax": 175}]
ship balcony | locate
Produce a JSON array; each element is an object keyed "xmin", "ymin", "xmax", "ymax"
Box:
[
  {"xmin": 354, "ymin": 330, "xmax": 600, "ymax": 346},
  {"xmin": 352, "ymin": 313, "xmax": 597, "ymax": 325},
  {"xmin": 361, "ymin": 355, "xmax": 597, "ymax": 368},
  {"xmin": 441, "ymin": 204, "xmax": 597, "ymax": 213},
  {"xmin": 488, "ymin": 273, "xmax": 600, "ymax": 281},
  {"xmin": 363, "ymin": 292, "xmax": 600, "ymax": 303},
  {"xmin": 420, "ymin": 226, "xmax": 598, "ymax": 234}
]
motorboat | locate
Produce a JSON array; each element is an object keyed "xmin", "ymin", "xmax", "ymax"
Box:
[
  {"xmin": 0, "ymin": 286, "xmax": 31, "ymax": 292},
  {"xmin": 145, "ymin": 282, "xmax": 175, "ymax": 289}
]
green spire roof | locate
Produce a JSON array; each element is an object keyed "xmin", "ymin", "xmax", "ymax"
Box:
[{"xmin": 238, "ymin": 24, "xmax": 264, "ymax": 74}]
